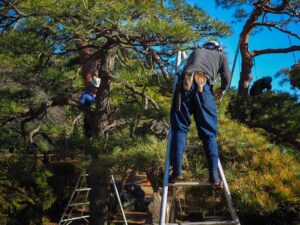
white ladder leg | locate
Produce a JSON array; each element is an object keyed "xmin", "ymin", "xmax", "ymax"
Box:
[
  {"xmin": 218, "ymin": 160, "xmax": 240, "ymax": 225},
  {"xmin": 111, "ymin": 175, "xmax": 128, "ymax": 225},
  {"xmin": 159, "ymin": 129, "xmax": 173, "ymax": 225}
]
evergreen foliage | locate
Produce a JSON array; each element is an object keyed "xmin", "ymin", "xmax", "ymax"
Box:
[
  {"xmin": 0, "ymin": 158, "xmax": 55, "ymax": 225},
  {"xmin": 227, "ymin": 93, "xmax": 300, "ymax": 148}
]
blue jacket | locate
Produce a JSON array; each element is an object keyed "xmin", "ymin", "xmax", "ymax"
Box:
[{"xmin": 79, "ymin": 89, "xmax": 96, "ymax": 112}]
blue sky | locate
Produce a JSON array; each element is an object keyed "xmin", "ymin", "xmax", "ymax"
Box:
[{"xmin": 193, "ymin": 1, "xmax": 300, "ymax": 96}]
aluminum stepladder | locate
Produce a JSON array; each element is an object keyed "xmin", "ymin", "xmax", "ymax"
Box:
[
  {"xmin": 159, "ymin": 136, "xmax": 241, "ymax": 225},
  {"xmin": 158, "ymin": 51, "xmax": 241, "ymax": 225},
  {"xmin": 59, "ymin": 171, "xmax": 91, "ymax": 225},
  {"xmin": 59, "ymin": 171, "xmax": 128, "ymax": 225}
]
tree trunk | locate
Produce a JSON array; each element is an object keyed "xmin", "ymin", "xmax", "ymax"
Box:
[
  {"xmin": 94, "ymin": 41, "xmax": 118, "ymax": 138},
  {"xmin": 88, "ymin": 159, "xmax": 112, "ymax": 225},
  {"xmin": 238, "ymin": 1, "xmax": 264, "ymax": 96},
  {"xmin": 88, "ymin": 41, "xmax": 118, "ymax": 225},
  {"xmin": 238, "ymin": 40, "xmax": 253, "ymax": 96}
]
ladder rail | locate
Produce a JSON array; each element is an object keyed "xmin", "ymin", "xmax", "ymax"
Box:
[
  {"xmin": 217, "ymin": 160, "xmax": 240, "ymax": 224},
  {"xmin": 111, "ymin": 175, "xmax": 128, "ymax": 225},
  {"xmin": 159, "ymin": 129, "xmax": 173, "ymax": 225},
  {"xmin": 81, "ymin": 183, "xmax": 90, "ymax": 218}
]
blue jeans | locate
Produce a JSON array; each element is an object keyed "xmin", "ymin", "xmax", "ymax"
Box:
[{"xmin": 170, "ymin": 82, "xmax": 220, "ymax": 183}]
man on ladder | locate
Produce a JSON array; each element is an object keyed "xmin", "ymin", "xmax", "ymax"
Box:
[{"xmin": 169, "ymin": 41, "xmax": 231, "ymax": 185}]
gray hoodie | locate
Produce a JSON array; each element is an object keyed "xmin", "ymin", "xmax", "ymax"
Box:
[{"xmin": 184, "ymin": 48, "xmax": 231, "ymax": 91}]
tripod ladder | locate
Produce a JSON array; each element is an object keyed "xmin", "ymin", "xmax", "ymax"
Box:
[
  {"xmin": 59, "ymin": 172, "xmax": 128, "ymax": 225},
  {"xmin": 59, "ymin": 172, "xmax": 90, "ymax": 225}
]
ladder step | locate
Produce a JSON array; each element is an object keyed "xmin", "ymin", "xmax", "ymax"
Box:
[
  {"xmin": 169, "ymin": 182, "xmax": 211, "ymax": 187},
  {"xmin": 69, "ymin": 202, "xmax": 90, "ymax": 207},
  {"xmin": 167, "ymin": 221, "xmax": 238, "ymax": 225},
  {"xmin": 75, "ymin": 188, "xmax": 91, "ymax": 191},
  {"xmin": 60, "ymin": 215, "xmax": 90, "ymax": 222},
  {"xmin": 111, "ymin": 219, "xmax": 146, "ymax": 224}
]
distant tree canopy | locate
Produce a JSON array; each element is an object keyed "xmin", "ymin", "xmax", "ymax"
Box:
[{"xmin": 216, "ymin": 0, "xmax": 300, "ymax": 96}]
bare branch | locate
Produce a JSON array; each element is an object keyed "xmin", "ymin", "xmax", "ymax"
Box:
[
  {"xmin": 103, "ymin": 119, "xmax": 128, "ymax": 133},
  {"xmin": 29, "ymin": 124, "xmax": 41, "ymax": 143},
  {"xmin": 151, "ymin": 51, "xmax": 169, "ymax": 80},
  {"xmin": 124, "ymin": 83, "xmax": 160, "ymax": 110},
  {"xmin": 262, "ymin": 0, "xmax": 289, "ymax": 13},
  {"xmin": 251, "ymin": 45, "xmax": 300, "ymax": 57}
]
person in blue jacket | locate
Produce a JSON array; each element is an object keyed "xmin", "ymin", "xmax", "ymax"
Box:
[
  {"xmin": 79, "ymin": 77, "xmax": 101, "ymax": 137},
  {"xmin": 170, "ymin": 41, "xmax": 231, "ymax": 185}
]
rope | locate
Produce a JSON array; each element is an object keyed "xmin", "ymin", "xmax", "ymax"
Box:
[
  {"xmin": 280, "ymin": 14, "xmax": 297, "ymax": 64},
  {"xmin": 286, "ymin": 27, "xmax": 297, "ymax": 64},
  {"xmin": 229, "ymin": 38, "xmax": 240, "ymax": 89},
  {"xmin": 253, "ymin": 57, "xmax": 258, "ymax": 80}
]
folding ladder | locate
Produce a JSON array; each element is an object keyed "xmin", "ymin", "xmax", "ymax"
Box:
[
  {"xmin": 59, "ymin": 172, "xmax": 90, "ymax": 225},
  {"xmin": 158, "ymin": 130, "xmax": 241, "ymax": 225},
  {"xmin": 59, "ymin": 172, "xmax": 128, "ymax": 225}
]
